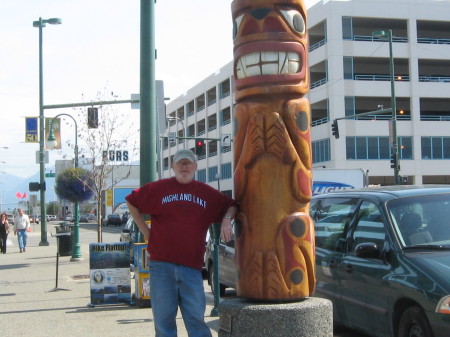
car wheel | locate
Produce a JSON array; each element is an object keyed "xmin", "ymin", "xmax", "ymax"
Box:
[
  {"xmin": 208, "ymin": 263, "xmax": 226, "ymax": 297},
  {"xmin": 398, "ymin": 306, "xmax": 433, "ymax": 337}
]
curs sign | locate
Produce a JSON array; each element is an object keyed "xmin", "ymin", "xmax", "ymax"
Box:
[{"xmin": 103, "ymin": 150, "xmax": 129, "ymax": 162}]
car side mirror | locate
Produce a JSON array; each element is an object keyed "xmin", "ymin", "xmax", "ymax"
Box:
[{"xmin": 355, "ymin": 242, "xmax": 379, "ymax": 259}]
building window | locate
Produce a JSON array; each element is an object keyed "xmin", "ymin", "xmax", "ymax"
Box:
[
  {"xmin": 197, "ymin": 169, "xmax": 206, "ymax": 182},
  {"xmin": 347, "ymin": 137, "xmax": 413, "ymax": 160},
  {"xmin": 188, "ymin": 124, "xmax": 195, "ymax": 137},
  {"xmin": 342, "ymin": 17, "xmax": 353, "ymax": 40},
  {"xmin": 220, "ymin": 79, "xmax": 231, "ymax": 99},
  {"xmin": 197, "ymin": 119, "xmax": 206, "ymax": 136},
  {"xmin": 312, "ymin": 139, "xmax": 330, "ymax": 163},
  {"xmin": 162, "ymin": 137, "xmax": 168, "ymax": 150},
  {"xmin": 345, "ymin": 96, "xmax": 355, "ymax": 117},
  {"xmin": 208, "ymin": 141, "xmax": 218, "ymax": 158},
  {"xmin": 208, "ymin": 114, "xmax": 217, "ymax": 132},
  {"xmin": 187, "ymin": 101, "xmax": 195, "ymax": 117},
  {"xmin": 221, "ymin": 163, "xmax": 232, "ymax": 179},
  {"xmin": 208, "ymin": 166, "xmax": 218, "ymax": 182},
  {"xmin": 220, "ymin": 107, "xmax": 231, "ymax": 126},
  {"xmin": 422, "ymin": 137, "xmax": 450, "ymax": 159}
]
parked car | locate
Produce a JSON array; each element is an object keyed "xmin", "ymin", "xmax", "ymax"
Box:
[
  {"xmin": 103, "ymin": 214, "xmax": 122, "ymax": 227},
  {"xmin": 46, "ymin": 215, "xmax": 57, "ymax": 221},
  {"xmin": 120, "ymin": 215, "xmax": 150, "ymax": 265},
  {"xmin": 120, "ymin": 216, "xmax": 141, "ymax": 264},
  {"xmin": 310, "ymin": 185, "xmax": 450, "ymax": 337},
  {"xmin": 121, "ymin": 212, "xmax": 129, "ymax": 225},
  {"xmin": 78, "ymin": 215, "xmax": 89, "ymax": 223},
  {"xmin": 29, "ymin": 215, "xmax": 39, "ymax": 224},
  {"xmin": 205, "ymin": 225, "xmax": 236, "ymax": 297},
  {"xmin": 87, "ymin": 213, "xmax": 95, "ymax": 220},
  {"xmin": 64, "ymin": 215, "xmax": 73, "ymax": 222},
  {"xmin": 205, "ymin": 185, "xmax": 450, "ymax": 337}
]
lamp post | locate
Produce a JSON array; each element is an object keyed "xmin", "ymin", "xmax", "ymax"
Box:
[
  {"xmin": 372, "ymin": 29, "xmax": 400, "ymax": 184},
  {"xmin": 47, "ymin": 114, "xmax": 82, "ymax": 261},
  {"xmin": 33, "ymin": 17, "xmax": 62, "ymax": 246}
]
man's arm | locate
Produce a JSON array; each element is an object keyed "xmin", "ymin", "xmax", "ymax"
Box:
[
  {"xmin": 126, "ymin": 202, "xmax": 150, "ymax": 241},
  {"xmin": 220, "ymin": 206, "xmax": 237, "ymax": 242}
]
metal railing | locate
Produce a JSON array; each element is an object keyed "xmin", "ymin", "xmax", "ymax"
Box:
[
  {"xmin": 352, "ymin": 35, "xmax": 408, "ymax": 43},
  {"xmin": 311, "ymin": 78, "xmax": 327, "ymax": 89},
  {"xmin": 417, "ymin": 37, "xmax": 450, "ymax": 45},
  {"xmin": 419, "ymin": 75, "xmax": 450, "ymax": 83},
  {"xmin": 420, "ymin": 115, "xmax": 450, "ymax": 121},
  {"xmin": 309, "ymin": 39, "xmax": 326, "ymax": 52},
  {"xmin": 311, "ymin": 117, "xmax": 328, "ymax": 127},
  {"xmin": 353, "ymin": 74, "xmax": 410, "ymax": 81}
]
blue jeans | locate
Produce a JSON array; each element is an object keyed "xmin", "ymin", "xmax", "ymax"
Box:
[
  {"xmin": 149, "ymin": 260, "xmax": 212, "ymax": 337},
  {"xmin": 17, "ymin": 229, "xmax": 28, "ymax": 251}
]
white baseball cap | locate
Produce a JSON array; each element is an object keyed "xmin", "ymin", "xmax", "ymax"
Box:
[{"xmin": 173, "ymin": 149, "xmax": 196, "ymax": 164}]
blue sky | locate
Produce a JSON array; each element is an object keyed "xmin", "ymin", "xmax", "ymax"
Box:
[{"xmin": 0, "ymin": 0, "xmax": 320, "ymax": 179}]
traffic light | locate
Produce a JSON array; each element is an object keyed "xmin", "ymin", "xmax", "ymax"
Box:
[
  {"xmin": 390, "ymin": 153, "xmax": 400, "ymax": 171},
  {"xmin": 88, "ymin": 107, "xmax": 98, "ymax": 128},
  {"xmin": 331, "ymin": 120, "xmax": 340, "ymax": 139},
  {"xmin": 195, "ymin": 139, "xmax": 205, "ymax": 156}
]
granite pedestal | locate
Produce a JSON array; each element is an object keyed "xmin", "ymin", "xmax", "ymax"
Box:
[{"xmin": 218, "ymin": 297, "xmax": 333, "ymax": 337}]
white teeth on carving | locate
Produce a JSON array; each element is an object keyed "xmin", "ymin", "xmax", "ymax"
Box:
[{"xmin": 236, "ymin": 51, "xmax": 301, "ymax": 79}]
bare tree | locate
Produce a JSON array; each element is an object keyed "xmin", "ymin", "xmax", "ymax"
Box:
[{"xmin": 66, "ymin": 89, "xmax": 139, "ymax": 242}]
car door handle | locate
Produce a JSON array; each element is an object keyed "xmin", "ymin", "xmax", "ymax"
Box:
[
  {"xmin": 345, "ymin": 264, "xmax": 353, "ymax": 273},
  {"xmin": 329, "ymin": 260, "xmax": 336, "ymax": 269}
]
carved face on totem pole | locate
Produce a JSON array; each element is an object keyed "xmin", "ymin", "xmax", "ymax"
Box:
[
  {"xmin": 232, "ymin": 0, "xmax": 315, "ymax": 301},
  {"xmin": 232, "ymin": 0, "xmax": 309, "ymax": 101}
]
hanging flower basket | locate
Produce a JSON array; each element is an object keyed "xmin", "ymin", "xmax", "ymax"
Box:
[{"xmin": 55, "ymin": 168, "xmax": 94, "ymax": 203}]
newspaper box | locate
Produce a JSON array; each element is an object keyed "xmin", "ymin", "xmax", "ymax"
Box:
[{"xmin": 133, "ymin": 243, "xmax": 150, "ymax": 307}]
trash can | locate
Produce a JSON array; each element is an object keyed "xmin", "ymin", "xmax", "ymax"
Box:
[{"xmin": 55, "ymin": 223, "xmax": 72, "ymax": 256}]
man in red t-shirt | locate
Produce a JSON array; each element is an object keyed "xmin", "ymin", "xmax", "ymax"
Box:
[{"xmin": 126, "ymin": 149, "xmax": 237, "ymax": 337}]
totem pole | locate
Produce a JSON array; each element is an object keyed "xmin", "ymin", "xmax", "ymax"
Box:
[{"xmin": 232, "ymin": 0, "xmax": 315, "ymax": 301}]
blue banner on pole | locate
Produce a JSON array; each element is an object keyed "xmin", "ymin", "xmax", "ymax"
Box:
[{"xmin": 25, "ymin": 117, "xmax": 38, "ymax": 143}]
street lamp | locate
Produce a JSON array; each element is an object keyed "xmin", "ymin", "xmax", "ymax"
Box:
[
  {"xmin": 372, "ymin": 29, "xmax": 400, "ymax": 184},
  {"xmin": 47, "ymin": 113, "xmax": 82, "ymax": 261},
  {"xmin": 33, "ymin": 17, "xmax": 62, "ymax": 246}
]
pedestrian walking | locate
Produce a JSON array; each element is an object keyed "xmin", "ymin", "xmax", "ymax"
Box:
[
  {"xmin": 14, "ymin": 208, "xmax": 30, "ymax": 253},
  {"xmin": 126, "ymin": 149, "xmax": 237, "ymax": 337},
  {"xmin": 0, "ymin": 212, "xmax": 10, "ymax": 254}
]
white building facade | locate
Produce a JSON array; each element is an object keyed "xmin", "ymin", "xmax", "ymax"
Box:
[{"xmin": 160, "ymin": 0, "xmax": 450, "ymax": 190}]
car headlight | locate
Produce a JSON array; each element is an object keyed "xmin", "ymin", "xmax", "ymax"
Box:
[{"xmin": 436, "ymin": 295, "xmax": 450, "ymax": 314}]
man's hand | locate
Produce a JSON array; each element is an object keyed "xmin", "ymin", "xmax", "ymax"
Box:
[{"xmin": 220, "ymin": 218, "xmax": 234, "ymax": 242}]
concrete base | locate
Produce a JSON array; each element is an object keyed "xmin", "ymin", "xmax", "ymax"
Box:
[{"xmin": 218, "ymin": 297, "xmax": 333, "ymax": 337}]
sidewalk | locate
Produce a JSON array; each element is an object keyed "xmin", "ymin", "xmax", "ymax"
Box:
[{"xmin": 0, "ymin": 227, "xmax": 220, "ymax": 337}]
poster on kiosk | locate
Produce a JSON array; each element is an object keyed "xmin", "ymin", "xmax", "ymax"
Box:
[{"xmin": 89, "ymin": 242, "xmax": 131, "ymax": 306}]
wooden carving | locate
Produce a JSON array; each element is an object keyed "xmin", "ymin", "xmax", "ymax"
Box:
[{"xmin": 232, "ymin": 0, "xmax": 315, "ymax": 300}]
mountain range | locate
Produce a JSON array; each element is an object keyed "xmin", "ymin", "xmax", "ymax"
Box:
[{"xmin": 1, "ymin": 170, "xmax": 57, "ymax": 213}]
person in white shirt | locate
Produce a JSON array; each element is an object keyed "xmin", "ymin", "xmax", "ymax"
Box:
[{"xmin": 14, "ymin": 208, "xmax": 30, "ymax": 253}]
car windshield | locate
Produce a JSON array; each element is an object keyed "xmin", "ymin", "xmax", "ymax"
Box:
[{"xmin": 387, "ymin": 193, "xmax": 450, "ymax": 248}]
